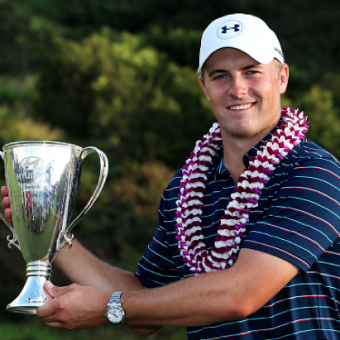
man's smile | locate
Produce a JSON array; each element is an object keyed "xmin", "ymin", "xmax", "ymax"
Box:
[{"xmin": 228, "ymin": 103, "xmax": 255, "ymax": 111}]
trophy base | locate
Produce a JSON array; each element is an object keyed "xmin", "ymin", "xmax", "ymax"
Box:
[{"xmin": 7, "ymin": 261, "xmax": 52, "ymax": 314}]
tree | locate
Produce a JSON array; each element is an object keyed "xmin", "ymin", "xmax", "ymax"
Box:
[
  {"xmin": 34, "ymin": 29, "xmax": 215, "ymax": 169},
  {"xmin": 296, "ymin": 85, "xmax": 340, "ymax": 158}
]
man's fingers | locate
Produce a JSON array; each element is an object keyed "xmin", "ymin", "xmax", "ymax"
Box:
[
  {"xmin": 5, "ymin": 208, "xmax": 12, "ymax": 219},
  {"xmin": 36, "ymin": 299, "xmax": 58, "ymax": 318},
  {"xmin": 1, "ymin": 186, "xmax": 13, "ymax": 226},
  {"xmin": 1, "ymin": 186, "xmax": 9, "ymax": 197},
  {"xmin": 4, "ymin": 207, "xmax": 13, "ymax": 226},
  {"xmin": 37, "ymin": 283, "xmax": 77, "ymax": 318},
  {"xmin": 41, "ymin": 321, "xmax": 63, "ymax": 329},
  {"xmin": 1, "ymin": 196, "xmax": 11, "ymax": 210}
]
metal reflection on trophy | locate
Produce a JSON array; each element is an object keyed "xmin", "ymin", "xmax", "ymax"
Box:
[{"xmin": 0, "ymin": 141, "xmax": 108, "ymax": 314}]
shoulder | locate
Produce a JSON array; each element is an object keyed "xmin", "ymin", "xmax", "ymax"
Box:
[
  {"xmin": 160, "ymin": 169, "xmax": 183, "ymax": 206},
  {"xmin": 287, "ymin": 139, "xmax": 340, "ymax": 166},
  {"xmin": 165, "ymin": 169, "xmax": 182, "ymax": 191},
  {"xmin": 279, "ymin": 139, "xmax": 340, "ymax": 180}
]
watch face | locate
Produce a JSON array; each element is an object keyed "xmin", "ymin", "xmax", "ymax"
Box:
[{"xmin": 107, "ymin": 306, "xmax": 124, "ymax": 324}]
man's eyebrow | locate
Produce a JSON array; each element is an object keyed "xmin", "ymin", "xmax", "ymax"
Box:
[
  {"xmin": 242, "ymin": 63, "xmax": 261, "ymax": 70},
  {"xmin": 208, "ymin": 69, "xmax": 226, "ymax": 77}
]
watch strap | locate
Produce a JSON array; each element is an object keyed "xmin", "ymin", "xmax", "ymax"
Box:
[{"xmin": 108, "ymin": 291, "xmax": 123, "ymax": 306}]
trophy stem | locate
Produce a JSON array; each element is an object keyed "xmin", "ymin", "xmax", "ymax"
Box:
[{"xmin": 7, "ymin": 261, "xmax": 52, "ymax": 314}]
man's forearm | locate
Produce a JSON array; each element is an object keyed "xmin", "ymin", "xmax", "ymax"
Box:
[
  {"xmin": 54, "ymin": 238, "xmax": 143, "ymax": 292},
  {"xmin": 122, "ymin": 270, "xmax": 238, "ymax": 328},
  {"xmin": 121, "ymin": 249, "xmax": 298, "ymax": 328}
]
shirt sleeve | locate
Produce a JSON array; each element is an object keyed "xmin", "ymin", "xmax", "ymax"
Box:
[
  {"xmin": 242, "ymin": 156, "xmax": 340, "ymax": 272},
  {"xmin": 136, "ymin": 174, "xmax": 181, "ymax": 288}
]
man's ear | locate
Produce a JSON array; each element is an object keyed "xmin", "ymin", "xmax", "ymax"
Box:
[
  {"xmin": 199, "ymin": 76, "xmax": 211, "ymax": 103},
  {"xmin": 279, "ymin": 64, "xmax": 289, "ymax": 95}
]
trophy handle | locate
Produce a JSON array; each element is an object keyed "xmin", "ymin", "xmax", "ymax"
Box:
[
  {"xmin": 0, "ymin": 150, "xmax": 21, "ymax": 251},
  {"xmin": 57, "ymin": 147, "xmax": 109, "ymax": 250}
]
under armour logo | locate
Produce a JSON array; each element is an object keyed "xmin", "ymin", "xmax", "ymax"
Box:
[
  {"xmin": 217, "ymin": 20, "xmax": 243, "ymax": 39},
  {"xmin": 221, "ymin": 24, "xmax": 241, "ymax": 34}
]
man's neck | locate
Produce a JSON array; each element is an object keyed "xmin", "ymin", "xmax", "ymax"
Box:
[
  {"xmin": 221, "ymin": 132, "xmax": 272, "ymax": 183},
  {"xmin": 220, "ymin": 119, "xmax": 281, "ymax": 183},
  {"xmin": 222, "ymin": 141, "xmax": 249, "ymax": 184}
]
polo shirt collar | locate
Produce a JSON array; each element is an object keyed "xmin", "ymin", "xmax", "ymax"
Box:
[
  {"xmin": 208, "ymin": 118, "xmax": 283, "ymax": 180},
  {"xmin": 243, "ymin": 117, "xmax": 283, "ymax": 168}
]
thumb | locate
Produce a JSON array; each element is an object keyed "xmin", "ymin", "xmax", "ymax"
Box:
[
  {"xmin": 43, "ymin": 281, "xmax": 69, "ymax": 300},
  {"xmin": 43, "ymin": 280, "xmax": 55, "ymax": 301}
]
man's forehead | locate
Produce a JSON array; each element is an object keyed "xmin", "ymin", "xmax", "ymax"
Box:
[{"xmin": 203, "ymin": 47, "xmax": 263, "ymax": 70}]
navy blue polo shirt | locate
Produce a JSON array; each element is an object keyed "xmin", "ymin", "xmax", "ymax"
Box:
[{"xmin": 136, "ymin": 125, "xmax": 340, "ymax": 340}]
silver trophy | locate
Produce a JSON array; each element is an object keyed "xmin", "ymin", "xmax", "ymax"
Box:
[{"xmin": 0, "ymin": 141, "xmax": 108, "ymax": 314}]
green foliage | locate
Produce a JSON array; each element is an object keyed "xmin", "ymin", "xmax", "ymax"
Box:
[
  {"xmin": 0, "ymin": 320, "xmax": 187, "ymax": 340},
  {"xmin": 146, "ymin": 26, "xmax": 201, "ymax": 67},
  {"xmin": 34, "ymin": 29, "xmax": 215, "ymax": 169},
  {"xmin": 294, "ymin": 85, "xmax": 340, "ymax": 156},
  {"xmin": 2, "ymin": 0, "xmax": 340, "ymax": 79},
  {"xmin": 1, "ymin": 1, "xmax": 340, "ymax": 339},
  {"xmin": 0, "ymin": 76, "xmax": 64, "ymax": 147}
]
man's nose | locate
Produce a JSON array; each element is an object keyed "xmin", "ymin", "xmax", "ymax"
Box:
[{"xmin": 228, "ymin": 75, "xmax": 247, "ymax": 98}]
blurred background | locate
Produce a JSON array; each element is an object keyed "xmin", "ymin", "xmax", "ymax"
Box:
[{"xmin": 0, "ymin": 0, "xmax": 339, "ymax": 339}]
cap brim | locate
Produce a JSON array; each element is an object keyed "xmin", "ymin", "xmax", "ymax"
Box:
[{"xmin": 198, "ymin": 44, "xmax": 282, "ymax": 73}]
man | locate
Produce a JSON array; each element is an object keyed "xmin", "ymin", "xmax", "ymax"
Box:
[{"xmin": 3, "ymin": 13, "xmax": 340, "ymax": 339}]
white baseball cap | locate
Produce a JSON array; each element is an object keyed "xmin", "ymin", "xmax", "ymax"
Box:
[{"xmin": 198, "ymin": 13, "xmax": 284, "ymax": 72}]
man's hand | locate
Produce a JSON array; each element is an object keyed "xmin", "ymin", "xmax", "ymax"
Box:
[
  {"xmin": 37, "ymin": 281, "xmax": 111, "ymax": 330},
  {"xmin": 1, "ymin": 186, "xmax": 13, "ymax": 226}
]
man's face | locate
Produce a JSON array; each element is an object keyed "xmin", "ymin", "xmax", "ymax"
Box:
[{"xmin": 200, "ymin": 48, "xmax": 289, "ymax": 144}]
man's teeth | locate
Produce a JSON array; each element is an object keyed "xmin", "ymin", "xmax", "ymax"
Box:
[{"xmin": 229, "ymin": 104, "xmax": 252, "ymax": 110}]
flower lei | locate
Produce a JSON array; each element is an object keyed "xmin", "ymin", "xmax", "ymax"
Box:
[{"xmin": 175, "ymin": 108, "xmax": 308, "ymax": 274}]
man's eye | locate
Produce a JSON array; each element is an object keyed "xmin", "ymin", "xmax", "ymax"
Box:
[
  {"xmin": 214, "ymin": 74, "xmax": 227, "ymax": 80},
  {"xmin": 247, "ymin": 70, "xmax": 259, "ymax": 75}
]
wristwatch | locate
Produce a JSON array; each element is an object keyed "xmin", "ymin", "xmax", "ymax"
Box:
[{"xmin": 104, "ymin": 291, "xmax": 125, "ymax": 325}]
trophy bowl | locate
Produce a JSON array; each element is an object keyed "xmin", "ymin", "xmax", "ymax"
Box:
[{"xmin": 0, "ymin": 141, "xmax": 108, "ymax": 314}]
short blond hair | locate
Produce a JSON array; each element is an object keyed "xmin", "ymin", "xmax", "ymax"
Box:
[{"xmin": 275, "ymin": 59, "xmax": 285, "ymax": 77}]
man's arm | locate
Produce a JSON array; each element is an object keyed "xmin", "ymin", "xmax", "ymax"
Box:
[
  {"xmin": 54, "ymin": 238, "xmax": 143, "ymax": 292},
  {"xmin": 121, "ymin": 248, "xmax": 298, "ymax": 327},
  {"xmin": 37, "ymin": 247, "xmax": 298, "ymax": 329}
]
